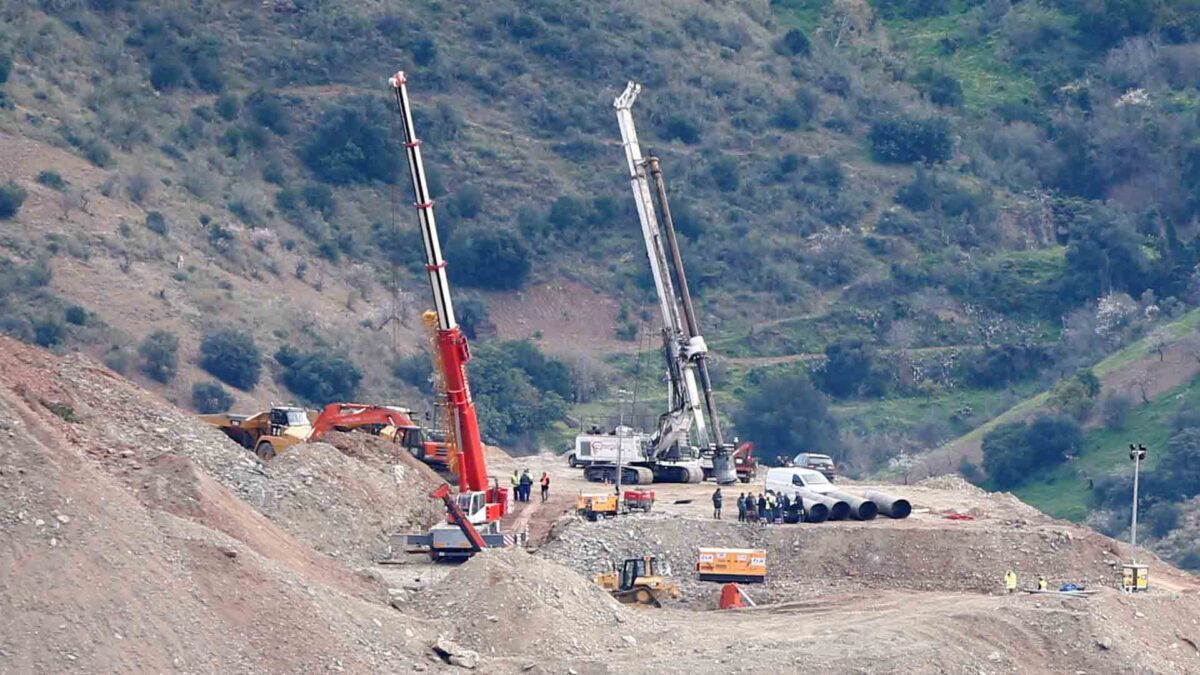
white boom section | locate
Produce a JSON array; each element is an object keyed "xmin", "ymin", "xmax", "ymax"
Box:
[
  {"xmin": 389, "ymin": 71, "xmax": 457, "ymax": 332},
  {"xmin": 614, "ymin": 82, "xmax": 710, "ymax": 452}
]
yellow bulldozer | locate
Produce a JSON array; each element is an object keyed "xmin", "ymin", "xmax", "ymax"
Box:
[{"xmin": 593, "ymin": 556, "xmax": 680, "ymax": 607}]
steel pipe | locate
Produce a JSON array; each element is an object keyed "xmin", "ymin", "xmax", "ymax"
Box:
[
  {"xmin": 828, "ymin": 490, "xmax": 878, "ymax": 521},
  {"xmin": 798, "ymin": 497, "xmax": 829, "ymax": 523},
  {"xmin": 863, "ymin": 490, "xmax": 911, "ymax": 519},
  {"xmin": 796, "ymin": 488, "xmax": 850, "ymax": 521}
]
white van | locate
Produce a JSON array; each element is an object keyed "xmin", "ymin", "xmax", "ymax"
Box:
[{"xmin": 764, "ymin": 467, "xmax": 835, "ymax": 497}]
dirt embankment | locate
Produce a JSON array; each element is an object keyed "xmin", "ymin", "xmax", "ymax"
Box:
[{"xmin": 0, "ymin": 337, "xmax": 440, "ymax": 673}]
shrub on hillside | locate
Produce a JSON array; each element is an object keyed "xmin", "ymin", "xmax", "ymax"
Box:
[
  {"xmin": 200, "ymin": 329, "xmax": 262, "ymax": 390},
  {"xmin": 138, "ymin": 330, "xmax": 179, "ymax": 383},
  {"xmin": 36, "ymin": 171, "xmax": 65, "ymax": 190},
  {"xmin": 958, "ymin": 458, "xmax": 985, "ymax": 484},
  {"xmin": 456, "ymin": 296, "xmax": 489, "ymax": 340},
  {"xmin": 34, "ymin": 318, "xmax": 64, "ymax": 348},
  {"xmin": 149, "ymin": 56, "xmax": 187, "ymax": 91},
  {"xmin": 215, "ymin": 93, "xmax": 240, "ymax": 120},
  {"xmin": 662, "ymin": 115, "xmax": 701, "ymax": 144},
  {"xmin": 469, "ymin": 340, "xmax": 570, "ymax": 443},
  {"xmin": 247, "ymin": 89, "xmax": 290, "ymax": 135},
  {"xmin": 1100, "ymin": 392, "xmax": 1132, "ymax": 430},
  {"xmin": 281, "ymin": 350, "xmax": 362, "ymax": 403},
  {"xmin": 734, "ymin": 369, "xmax": 840, "ymax": 463},
  {"xmin": 145, "ymin": 211, "xmax": 168, "ymax": 236},
  {"xmin": 454, "ymin": 233, "xmax": 531, "ymax": 290},
  {"xmin": 982, "ymin": 415, "xmax": 1081, "ymax": 488},
  {"xmin": 868, "ymin": 117, "xmax": 952, "ymax": 164},
  {"xmin": 819, "ymin": 339, "xmax": 888, "ymax": 398},
  {"xmin": 192, "ymin": 380, "xmax": 234, "ymax": 413},
  {"xmin": 0, "ymin": 181, "xmax": 27, "ymax": 219},
  {"xmin": 302, "ymin": 97, "xmax": 396, "ymax": 184},
  {"xmin": 103, "ymin": 346, "xmax": 132, "ymax": 374},
  {"xmin": 1047, "ymin": 370, "xmax": 1101, "ymax": 420},
  {"xmin": 710, "ymin": 157, "xmax": 740, "ymax": 192},
  {"xmin": 775, "ymin": 28, "xmax": 811, "ymax": 57},
  {"xmin": 913, "ymin": 68, "xmax": 963, "ymax": 108},
  {"xmin": 393, "ymin": 353, "xmax": 431, "ymax": 391},
  {"xmin": 64, "ymin": 305, "xmax": 87, "ymax": 326}
]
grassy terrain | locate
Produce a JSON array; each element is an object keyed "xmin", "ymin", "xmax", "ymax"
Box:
[
  {"xmin": 833, "ymin": 383, "xmax": 1038, "ymax": 440},
  {"xmin": 1012, "ymin": 376, "xmax": 1200, "ymax": 521},
  {"xmin": 884, "ymin": 11, "xmax": 1039, "ymax": 112},
  {"xmin": 937, "ymin": 309, "xmax": 1200, "ymax": 454}
]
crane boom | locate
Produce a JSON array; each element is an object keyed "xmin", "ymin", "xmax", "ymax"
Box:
[
  {"xmin": 614, "ymin": 81, "xmax": 736, "ymax": 485},
  {"xmin": 389, "ymin": 71, "xmax": 488, "ymax": 495},
  {"xmin": 614, "ymin": 82, "xmax": 711, "ymax": 454}
]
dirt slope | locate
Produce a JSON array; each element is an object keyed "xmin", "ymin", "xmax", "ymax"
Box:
[{"xmin": 0, "ymin": 337, "xmax": 440, "ymax": 672}]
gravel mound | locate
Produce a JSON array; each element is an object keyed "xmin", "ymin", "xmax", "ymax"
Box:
[
  {"xmin": 411, "ymin": 548, "xmax": 662, "ymax": 658},
  {"xmin": 540, "ymin": 509, "xmax": 1131, "ymax": 603},
  {"xmin": 0, "ymin": 338, "xmax": 435, "ymax": 673},
  {"xmin": 917, "ymin": 474, "xmax": 984, "ymax": 493},
  {"xmin": 251, "ymin": 434, "xmax": 444, "ymax": 564}
]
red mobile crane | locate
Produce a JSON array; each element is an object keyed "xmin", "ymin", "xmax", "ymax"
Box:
[{"xmin": 387, "ymin": 71, "xmax": 512, "ymax": 560}]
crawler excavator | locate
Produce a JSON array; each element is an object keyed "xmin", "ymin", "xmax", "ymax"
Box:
[
  {"xmin": 579, "ymin": 82, "xmax": 739, "ymax": 486},
  {"xmin": 385, "ymin": 70, "xmax": 514, "ymax": 560}
]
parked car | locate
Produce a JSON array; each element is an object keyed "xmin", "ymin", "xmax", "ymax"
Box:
[{"xmin": 792, "ymin": 452, "xmax": 837, "ymax": 481}]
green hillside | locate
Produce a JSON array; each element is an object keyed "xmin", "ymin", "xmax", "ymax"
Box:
[{"xmin": 4, "ymin": 0, "xmax": 1200, "ymax": 471}]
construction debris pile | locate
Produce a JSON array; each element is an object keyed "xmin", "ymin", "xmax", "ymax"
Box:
[
  {"xmin": 410, "ymin": 548, "xmax": 664, "ymax": 658},
  {"xmin": 252, "ymin": 435, "xmax": 444, "ymax": 565},
  {"xmin": 540, "ymin": 499, "xmax": 1134, "ymax": 603},
  {"xmin": 0, "ymin": 338, "xmax": 437, "ymax": 673}
]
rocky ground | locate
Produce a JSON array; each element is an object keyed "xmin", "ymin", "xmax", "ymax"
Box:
[{"xmin": 3, "ymin": 336, "xmax": 1200, "ymax": 674}]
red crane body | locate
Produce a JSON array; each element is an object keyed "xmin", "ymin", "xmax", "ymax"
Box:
[{"xmin": 389, "ymin": 71, "xmax": 506, "ymax": 522}]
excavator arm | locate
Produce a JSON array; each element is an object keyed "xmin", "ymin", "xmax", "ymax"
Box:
[{"xmin": 307, "ymin": 402, "xmax": 417, "ymax": 442}]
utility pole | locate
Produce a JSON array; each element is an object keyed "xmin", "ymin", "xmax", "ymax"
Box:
[{"xmin": 1129, "ymin": 443, "xmax": 1147, "ymax": 562}]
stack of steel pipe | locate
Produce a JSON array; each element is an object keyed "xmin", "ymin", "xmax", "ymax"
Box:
[{"xmin": 796, "ymin": 488, "xmax": 850, "ymax": 521}]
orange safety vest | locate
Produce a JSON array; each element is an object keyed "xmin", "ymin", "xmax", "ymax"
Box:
[{"xmin": 540, "ymin": 475, "xmax": 549, "ymax": 487}]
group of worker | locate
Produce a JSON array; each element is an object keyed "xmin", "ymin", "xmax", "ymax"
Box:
[
  {"xmin": 711, "ymin": 488, "xmax": 802, "ymax": 523},
  {"xmin": 510, "ymin": 469, "xmax": 551, "ymax": 503}
]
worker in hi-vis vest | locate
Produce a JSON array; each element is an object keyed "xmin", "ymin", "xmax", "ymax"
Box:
[{"xmin": 1004, "ymin": 570, "xmax": 1018, "ymax": 593}]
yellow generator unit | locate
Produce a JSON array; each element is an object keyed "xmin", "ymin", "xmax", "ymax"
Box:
[
  {"xmin": 576, "ymin": 493, "xmax": 619, "ymax": 521},
  {"xmin": 697, "ymin": 547, "xmax": 766, "ymax": 584},
  {"xmin": 1122, "ymin": 563, "xmax": 1149, "ymax": 592}
]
